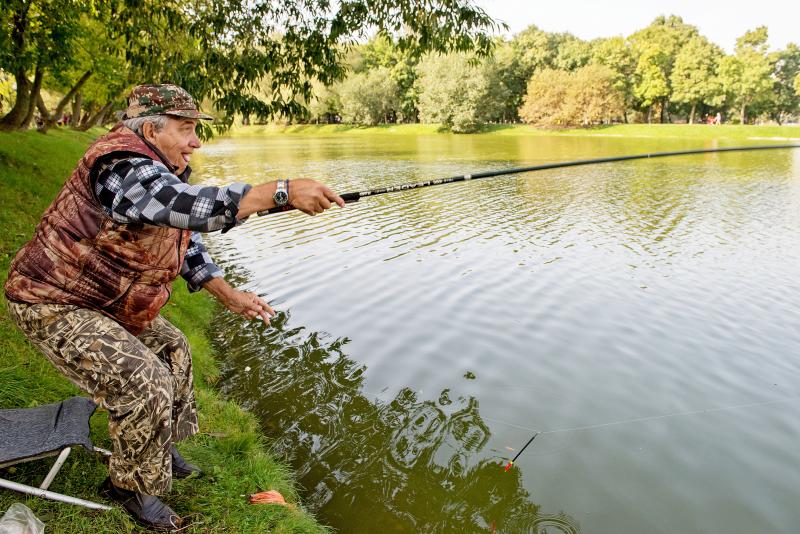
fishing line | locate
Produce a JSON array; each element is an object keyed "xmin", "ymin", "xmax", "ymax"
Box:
[
  {"xmin": 252, "ymin": 142, "xmax": 800, "ymax": 467},
  {"xmin": 499, "ymin": 393, "xmax": 800, "ymax": 470},
  {"xmin": 257, "ymin": 144, "xmax": 800, "ymax": 216}
]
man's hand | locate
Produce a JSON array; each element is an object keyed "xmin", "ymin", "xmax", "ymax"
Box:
[
  {"xmin": 203, "ymin": 277, "xmax": 275, "ymax": 323},
  {"xmin": 220, "ymin": 289, "xmax": 275, "ymax": 323},
  {"xmin": 288, "ymin": 178, "xmax": 345, "ymax": 216},
  {"xmin": 236, "ymin": 178, "xmax": 344, "ymax": 218}
]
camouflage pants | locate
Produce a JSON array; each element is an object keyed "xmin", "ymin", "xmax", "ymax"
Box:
[{"xmin": 6, "ymin": 301, "xmax": 198, "ymax": 495}]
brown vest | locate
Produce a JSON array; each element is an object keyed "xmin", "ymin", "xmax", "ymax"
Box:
[{"xmin": 5, "ymin": 125, "xmax": 191, "ymax": 335}]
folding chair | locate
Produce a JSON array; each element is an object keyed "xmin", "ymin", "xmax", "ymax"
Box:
[{"xmin": 0, "ymin": 396, "xmax": 112, "ymax": 510}]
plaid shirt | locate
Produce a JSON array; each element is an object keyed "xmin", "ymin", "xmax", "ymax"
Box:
[{"xmin": 94, "ymin": 157, "xmax": 251, "ymax": 291}]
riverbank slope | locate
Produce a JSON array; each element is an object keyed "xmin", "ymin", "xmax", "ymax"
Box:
[{"xmin": 0, "ymin": 128, "xmax": 328, "ymax": 533}]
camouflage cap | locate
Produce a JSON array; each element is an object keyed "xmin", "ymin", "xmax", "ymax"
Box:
[{"xmin": 123, "ymin": 84, "xmax": 213, "ymax": 120}]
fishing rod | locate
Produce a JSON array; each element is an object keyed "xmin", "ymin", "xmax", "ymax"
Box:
[{"xmin": 257, "ymin": 144, "xmax": 800, "ymax": 216}]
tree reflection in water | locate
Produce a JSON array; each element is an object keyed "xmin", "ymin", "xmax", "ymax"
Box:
[{"xmin": 213, "ymin": 309, "xmax": 579, "ymax": 533}]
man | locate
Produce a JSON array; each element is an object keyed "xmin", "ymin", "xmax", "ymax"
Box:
[{"xmin": 4, "ymin": 84, "xmax": 344, "ymax": 530}]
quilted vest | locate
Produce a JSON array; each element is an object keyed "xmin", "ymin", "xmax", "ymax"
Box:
[{"xmin": 4, "ymin": 125, "xmax": 192, "ymax": 335}]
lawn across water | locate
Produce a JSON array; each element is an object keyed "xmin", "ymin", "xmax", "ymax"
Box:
[
  {"xmin": 231, "ymin": 122, "xmax": 800, "ymax": 141},
  {"xmin": 0, "ymin": 128, "xmax": 328, "ymax": 533}
]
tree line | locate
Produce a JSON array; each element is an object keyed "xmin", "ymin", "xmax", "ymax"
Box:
[
  {"xmin": 308, "ymin": 16, "xmax": 800, "ymax": 132},
  {"xmin": 0, "ymin": 0, "xmax": 497, "ymax": 133},
  {"xmin": 1, "ymin": 4, "xmax": 798, "ymax": 135}
]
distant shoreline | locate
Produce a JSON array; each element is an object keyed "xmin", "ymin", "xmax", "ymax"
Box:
[{"xmin": 226, "ymin": 123, "xmax": 800, "ymax": 141}]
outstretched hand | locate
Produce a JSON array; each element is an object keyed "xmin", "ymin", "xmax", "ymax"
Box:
[
  {"xmin": 220, "ymin": 289, "xmax": 275, "ymax": 323},
  {"xmin": 288, "ymin": 178, "xmax": 345, "ymax": 215}
]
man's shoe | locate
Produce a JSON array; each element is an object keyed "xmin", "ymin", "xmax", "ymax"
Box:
[
  {"xmin": 101, "ymin": 478, "xmax": 182, "ymax": 532},
  {"xmin": 171, "ymin": 445, "xmax": 202, "ymax": 479}
]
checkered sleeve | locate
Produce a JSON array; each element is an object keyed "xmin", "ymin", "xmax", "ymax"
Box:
[
  {"xmin": 180, "ymin": 232, "xmax": 223, "ymax": 292},
  {"xmin": 95, "ymin": 157, "xmax": 252, "ymax": 232}
]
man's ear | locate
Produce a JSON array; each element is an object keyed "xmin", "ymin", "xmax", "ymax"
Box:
[{"xmin": 142, "ymin": 121, "xmax": 156, "ymax": 142}]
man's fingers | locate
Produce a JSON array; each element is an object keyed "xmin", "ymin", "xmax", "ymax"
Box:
[{"xmin": 323, "ymin": 187, "xmax": 345, "ymax": 208}]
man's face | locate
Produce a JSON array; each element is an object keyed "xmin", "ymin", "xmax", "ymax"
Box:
[{"xmin": 144, "ymin": 117, "xmax": 201, "ymax": 174}]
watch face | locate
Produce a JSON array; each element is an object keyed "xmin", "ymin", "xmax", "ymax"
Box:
[{"xmin": 274, "ymin": 190, "xmax": 289, "ymax": 205}]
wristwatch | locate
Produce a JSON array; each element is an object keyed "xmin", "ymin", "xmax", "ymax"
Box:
[{"xmin": 273, "ymin": 179, "xmax": 289, "ymax": 207}]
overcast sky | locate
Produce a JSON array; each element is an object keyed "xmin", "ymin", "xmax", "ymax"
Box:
[{"xmin": 475, "ymin": 0, "xmax": 798, "ymax": 52}]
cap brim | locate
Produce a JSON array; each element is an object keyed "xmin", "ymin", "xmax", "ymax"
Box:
[{"xmin": 167, "ymin": 110, "xmax": 214, "ymax": 121}]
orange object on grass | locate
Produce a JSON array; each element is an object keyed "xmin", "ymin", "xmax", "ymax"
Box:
[{"xmin": 249, "ymin": 490, "xmax": 294, "ymax": 507}]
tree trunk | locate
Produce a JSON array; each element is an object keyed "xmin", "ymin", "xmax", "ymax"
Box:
[
  {"xmin": 78, "ymin": 102, "xmax": 96, "ymax": 128},
  {"xmin": 689, "ymin": 103, "xmax": 696, "ymax": 124},
  {"xmin": 0, "ymin": 3, "xmax": 33, "ymax": 130},
  {"xmin": 0, "ymin": 68, "xmax": 31, "ymax": 130},
  {"xmin": 70, "ymin": 92, "xmax": 83, "ymax": 127},
  {"xmin": 76, "ymin": 102, "xmax": 113, "ymax": 131},
  {"xmin": 36, "ymin": 92, "xmax": 54, "ymax": 132},
  {"xmin": 44, "ymin": 70, "xmax": 93, "ymax": 129},
  {"xmin": 20, "ymin": 64, "xmax": 43, "ymax": 130},
  {"xmin": 740, "ymin": 103, "xmax": 746, "ymax": 125}
]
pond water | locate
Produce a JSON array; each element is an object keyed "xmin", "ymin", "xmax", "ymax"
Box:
[{"xmin": 190, "ymin": 132, "xmax": 800, "ymax": 534}]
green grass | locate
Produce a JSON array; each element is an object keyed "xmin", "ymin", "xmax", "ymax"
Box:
[
  {"xmin": 231, "ymin": 122, "xmax": 800, "ymax": 140},
  {"xmin": 0, "ymin": 129, "xmax": 328, "ymax": 533}
]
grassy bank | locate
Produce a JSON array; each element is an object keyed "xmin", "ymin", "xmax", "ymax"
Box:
[
  {"xmin": 232, "ymin": 122, "xmax": 800, "ymax": 140},
  {"xmin": 0, "ymin": 129, "xmax": 328, "ymax": 533}
]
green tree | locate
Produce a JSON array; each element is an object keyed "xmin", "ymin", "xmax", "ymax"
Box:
[
  {"xmin": 338, "ymin": 67, "xmax": 399, "ymax": 125},
  {"xmin": 308, "ymin": 82, "xmax": 342, "ymax": 124},
  {"xmin": 795, "ymin": 72, "xmax": 800, "ymax": 96},
  {"xmin": 36, "ymin": 13, "xmax": 129, "ymax": 131},
  {"xmin": 488, "ymin": 38, "xmax": 527, "ymax": 122},
  {"xmin": 718, "ymin": 27, "xmax": 775, "ymax": 124},
  {"xmin": 415, "ymin": 53, "xmax": 501, "ymax": 132},
  {"xmin": 628, "ymin": 15, "xmax": 699, "ymax": 122},
  {"xmin": 2, "ymin": 0, "xmax": 499, "ymax": 132},
  {"xmin": 503, "ymin": 26, "xmax": 563, "ymax": 117},
  {"xmin": 0, "ymin": 0, "xmax": 84, "ymax": 130},
  {"xmin": 552, "ymin": 34, "xmax": 592, "ymax": 71},
  {"xmin": 769, "ymin": 43, "xmax": 800, "ymax": 124},
  {"xmin": 670, "ymin": 35, "xmax": 724, "ymax": 123},
  {"xmin": 589, "ymin": 37, "xmax": 635, "ymax": 122},
  {"xmin": 356, "ymin": 36, "xmax": 421, "ymax": 122}
]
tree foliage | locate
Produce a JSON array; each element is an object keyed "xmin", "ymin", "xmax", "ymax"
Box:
[
  {"xmin": 1, "ymin": 0, "xmax": 500, "ymax": 131},
  {"xmin": 415, "ymin": 53, "xmax": 505, "ymax": 133},
  {"xmin": 519, "ymin": 65, "xmax": 625, "ymax": 127},
  {"xmin": 718, "ymin": 27, "xmax": 775, "ymax": 124},
  {"xmin": 3, "ymin": 5, "xmax": 799, "ymax": 134},
  {"xmin": 339, "ymin": 67, "xmax": 399, "ymax": 125},
  {"xmin": 670, "ymin": 35, "xmax": 724, "ymax": 123},
  {"xmin": 628, "ymin": 15, "xmax": 699, "ymax": 122},
  {"xmin": 769, "ymin": 43, "xmax": 800, "ymax": 123}
]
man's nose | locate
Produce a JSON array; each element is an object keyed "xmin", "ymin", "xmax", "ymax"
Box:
[{"xmin": 190, "ymin": 132, "xmax": 201, "ymax": 148}]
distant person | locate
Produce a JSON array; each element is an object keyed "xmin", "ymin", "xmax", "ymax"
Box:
[
  {"xmin": 715, "ymin": 112, "xmax": 722, "ymax": 125},
  {"xmin": 5, "ymin": 83, "xmax": 344, "ymax": 530}
]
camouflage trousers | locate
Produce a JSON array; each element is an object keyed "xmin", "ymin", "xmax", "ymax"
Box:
[{"xmin": 6, "ymin": 301, "xmax": 199, "ymax": 495}]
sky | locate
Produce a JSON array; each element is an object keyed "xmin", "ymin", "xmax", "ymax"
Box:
[{"xmin": 475, "ymin": 0, "xmax": 798, "ymax": 52}]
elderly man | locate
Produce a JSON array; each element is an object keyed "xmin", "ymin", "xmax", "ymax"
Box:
[{"xmin": 4, "ymin": 84, "xmax": 343, "ymax": 530}]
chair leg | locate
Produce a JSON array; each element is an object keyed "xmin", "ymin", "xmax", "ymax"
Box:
[
  {"xmin": 0, "ymin": 477, "xmax": 112, "ymax": 510},
  {"xmin": 40, "ymin": 447, "xmax": 71, "ymax": 490}
]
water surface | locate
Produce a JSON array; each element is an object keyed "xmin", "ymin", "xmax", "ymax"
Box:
[{"xmin": 191, "ymin": 133, "xmax": 800, "ymax": 534}]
